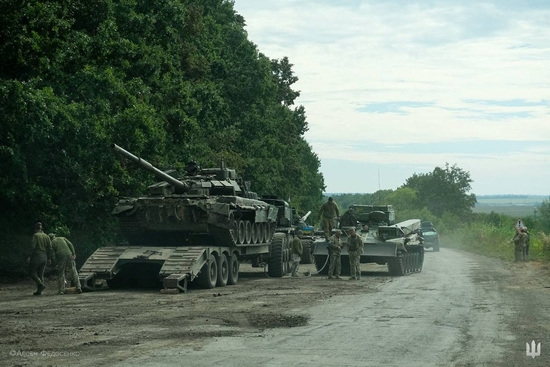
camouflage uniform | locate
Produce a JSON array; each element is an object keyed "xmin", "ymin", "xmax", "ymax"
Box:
[
  {"xmin": 513, "ymin": 231, "xmax": 528, "ymax": 262},
  {"xmin": 51, "ymin": 235, "xmax": 81, "ymax": 294},
  {"xmin": 339, "ymin": 209, "xmax": 358, "ymax": 228},
  {"xmin": 347, "ymin": 233, "xmax": 363, "ymax": 280},
  {"xmin": 327, "ymin": 233, "xmax": 342, "ymax": 279},
  {"xmin": 319, "ymin": 199, "xmax": 339, "ymax": 240},
  {"xmin": 28, "ymin": 227, "xmax": 52, "ymax": 295},
  {"xmin": 290, "ymin": 234, "xmax": 303, "ymax": 277},
  {"xmin": 524, "ymin": 229, "xmax": 530, "ymax": 258}
]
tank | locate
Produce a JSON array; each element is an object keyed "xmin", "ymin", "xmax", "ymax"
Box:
[
  {"xmin": 312, "ymin": 204, "xmax": 424, "ymax": 276},
  {"xmin": 111, "ymin": 144, "xmax": 278, "ymax": 247}
]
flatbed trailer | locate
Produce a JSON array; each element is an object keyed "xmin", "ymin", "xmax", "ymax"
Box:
[
  {"xmin": 79, "ymin": 245, "xmax": 248, "ymax": 293},
  {"xmin": 79, "ymin": 232, "xmax": 294, "ymax": 293}
]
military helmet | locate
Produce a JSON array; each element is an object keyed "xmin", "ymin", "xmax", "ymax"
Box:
[{"xmin": 48, "ymin": 233, "xmax": 56, "ymax": 240}]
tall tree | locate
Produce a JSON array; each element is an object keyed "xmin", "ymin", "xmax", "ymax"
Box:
[{"xmin": 403, "ymin": 163, "xmax": 477, "ymax": 218}]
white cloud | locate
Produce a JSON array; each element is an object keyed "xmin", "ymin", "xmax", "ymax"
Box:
[{"xmin": 235, "ymin": 0, "xmax": 550, "ymax": 195}]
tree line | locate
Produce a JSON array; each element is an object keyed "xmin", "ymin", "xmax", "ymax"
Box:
[
  {"xmin": 4, "ymin": 0, "xmax": 544, "ymax": 275},
  {"xmin": 0, "ymin": 0, "xmax": 324, "ymax": 245}
]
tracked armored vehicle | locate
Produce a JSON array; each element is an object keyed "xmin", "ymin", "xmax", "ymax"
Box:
[
  {"xmin": 79, "ymin": 144, "xmax": 279, "ymax": 292},
  {"xmin": 312, "ymin": 205, "xmax": 424, "ymax": 276}
]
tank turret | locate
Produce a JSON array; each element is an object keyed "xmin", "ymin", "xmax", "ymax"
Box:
[{"xmin": 111, "ymin": 144, "xmax": 277, "ymax": 247}]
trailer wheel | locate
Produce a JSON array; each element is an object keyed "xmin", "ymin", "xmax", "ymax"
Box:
[
  {"xmin": 227, "ymin": 255, "xmax": 239, "ymax": 285},
  {"xmin": 216, "ymin": 253, "xmax": 229, "ymax": 287},
  {"xmin": 197, "ymin": 254, "xmax": 218, "ymax": 289},
  {"xmin": 268, "ymin": 233, "xmax": 286, "ymax": 277}
]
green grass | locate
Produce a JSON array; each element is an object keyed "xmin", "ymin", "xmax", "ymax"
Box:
[{"xmin": 443, "ymin": 223, "xmax": 550, "ymax": 262}]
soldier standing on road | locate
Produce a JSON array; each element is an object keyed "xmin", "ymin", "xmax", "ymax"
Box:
[
  {"xmin": 346, "ymin": 227, "xmax": 363, "ymax": 280},
  {"xmin": 524, "ymin": 227, "xmax": 530, "ymax": 259},
  {"xmin": 512, "ymin": 227, "xmax": 528, "ymax": 262},
  {"xmin": 319, "ymin": 197, "xmax": 340, "ymax": 240},
  {"xmin": 49, "ymin": 233, "xmax": 82, "ymax": 294},
  {"xmin": 327, "ymin": 229, "xmax": 342, "ymax": 279},
  {"xmin": 27, "ymin": 222, "xmax": 52, "ymax": 295},
  {"xmin": 290, "ymin": 230, "xmax": 303, "ymax": 278}
]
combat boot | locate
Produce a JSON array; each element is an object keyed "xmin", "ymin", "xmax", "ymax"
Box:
[
  {"xmin": 349, "ymin": 276, "xmax": 356, "ymax": 280},
  {"xmin": 335, "ymin": 275, "xmax": 341, "ymax": 279},
  {"xmin": 327, "ymin": 275, "xmax": 334, "ymax": 279}
]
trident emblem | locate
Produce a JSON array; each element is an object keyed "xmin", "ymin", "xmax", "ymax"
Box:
[{"xmin": 526, "ymin": 340, "xmax": 541, "ymax": 359}]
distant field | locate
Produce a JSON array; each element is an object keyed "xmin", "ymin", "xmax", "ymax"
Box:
[{"xmin": 474, "ymin": 195, "xmax": 548, "ymax": 217}]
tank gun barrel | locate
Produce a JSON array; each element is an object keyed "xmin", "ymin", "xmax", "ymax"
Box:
[{"xmin": 111, "ymin": 144, "xmax": 188, "ymax": 190}]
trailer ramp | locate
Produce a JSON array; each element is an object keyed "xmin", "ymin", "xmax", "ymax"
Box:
[{"xmin": 78, "ymin": 246, "xmax": 209, "ymax": 293}]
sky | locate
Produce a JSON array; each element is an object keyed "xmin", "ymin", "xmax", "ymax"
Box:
[{"xmin": 233, "ymin": 0, "xmax": 550, "ymax": 196}]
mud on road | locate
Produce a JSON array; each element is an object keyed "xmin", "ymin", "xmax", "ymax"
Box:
[
  {"xmin": 2, "ymin": 255, "xmax": 550, "ymax": 367},
  {"xmin": 0, "ymin": 263, "xmax": 386, "ymax": 367}
]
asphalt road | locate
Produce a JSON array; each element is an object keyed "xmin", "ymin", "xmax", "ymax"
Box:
[{"xmin": 113, "ymin": 248, "xmax": 550, "ymax": 367}]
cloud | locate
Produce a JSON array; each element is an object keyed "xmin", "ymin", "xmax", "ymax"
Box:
[{"xmin": 234, "ymin": 0, "xmax": 550, "ymax": 194}]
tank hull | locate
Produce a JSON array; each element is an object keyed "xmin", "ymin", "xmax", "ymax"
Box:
[
  {"xmin": 114, "ymin": 195, "xmax": 278, "ymax": 247},
  {"xmin": 312, "ymin": 219, "xmax": 424, "ymax": 276}
]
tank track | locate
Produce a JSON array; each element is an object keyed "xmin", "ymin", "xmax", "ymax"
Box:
[{"xmin": 388, "ymin": 247, "xmax": 424, "ymax": 276}]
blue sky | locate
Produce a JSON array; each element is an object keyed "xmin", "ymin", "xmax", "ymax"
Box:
[{"xmin": 233, "ymin": 0, "xmax": 550, "ymax": 195}]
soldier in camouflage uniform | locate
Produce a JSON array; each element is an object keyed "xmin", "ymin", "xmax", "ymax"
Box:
[
  {"xmin": 49, "ymin": 233, "xmax": 82, "ymax": 294},
  {"xmin": 327, "ymin": 229, "xmax": 342, "ymax": 279},
  {"xmin": 346, "ymin": 227, "xmax": 363, "ymax": 280},
  {"xmin": 290, "ymin": 230, "xmax": 303, "ymax": 277},
  {"xmin": 512, "ymin": 227, "xmax": 528, "ymax": 262},
  {"xmin": 319, "ymin": 197, "xmax": 340, "ymax": 240},
  {"xmin": 27, "ymin": 222, "xmax": 52, "ymax": 296}
]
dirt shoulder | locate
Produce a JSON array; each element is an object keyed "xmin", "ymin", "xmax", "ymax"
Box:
[
  {"xmin": 2, "ymin": 256, "xmax": 549, "ymax": 367},
  {"xmin": 0, "ymin": 263, "xmax": 387, "ymax": 367}
]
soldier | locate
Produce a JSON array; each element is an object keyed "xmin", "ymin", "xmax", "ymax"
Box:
[
  {"xmin": 346, "ymin": 227, "xmax": 363, "ymax": 280},
  {"xmin": 339, "ymin": 207, "xmax": 358, "ymax": 228},
  {"xmin": 27, "ymin": 222, "xmax": 52, "ymax": 295},
  {"xmin": 319, "ymin": 197, "xmax": 340, "ymax": 240},
  {"xmin": 524, "ymin": 227, "xmax": 530, "ymax": 259},
  {"xmin": 327, "ymin": 229, "xmax": 342, "ymax": 279},
  {"xmin": 512, "ymin": 227, "xmax": 528, "ymax": 262},
  {"xmin": 290, "ymin": 230, "xmax": 303, "ymax": 278},
  {"xmin": 49, "ymin": 233, "xmax": 82, "ymax": 294}
]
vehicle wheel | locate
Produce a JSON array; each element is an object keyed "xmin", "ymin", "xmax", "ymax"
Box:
[
  {"xmin": 227, "ymin": 255, "xmax": 239, "ymax": 285},
  {"xmin": 197, "ymin": 254, "xmax": 218, "ymax": 289},
  {"xmin": 256, "ymin": 223, "xmax": 264, "ymax": 244},
  {"xmin": 268, "ymin": 233, "xmax": 286, "ymax": 277},
  {"xmin": 244, "ymin": 221, "xmax": 252, "ymax": 244},
  {"xmin": 237, "ymin": 220, "xmax": 245, "ymax": 244},
  {"xmin": 216, "ymin": 253, "xmax": 229, "ymax": 287}
]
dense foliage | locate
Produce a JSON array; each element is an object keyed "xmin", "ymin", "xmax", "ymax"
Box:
[
  {"xmin": 0, "ymin": 0, "xmax": 324, "ymax": 248},
  {"xmin": 403, "ymin": 163, "xmax": 476, "ymax": 219}
]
